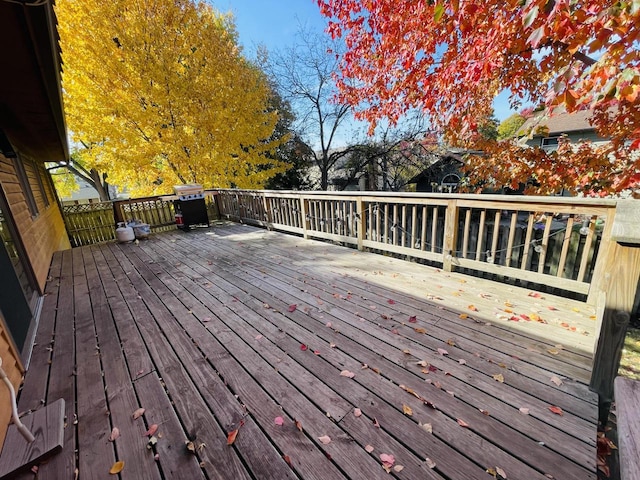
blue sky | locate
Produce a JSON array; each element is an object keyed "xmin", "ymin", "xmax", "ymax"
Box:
[{"xmin": 210, "ymin": 0, "xmax": 516, "ymax": 123}]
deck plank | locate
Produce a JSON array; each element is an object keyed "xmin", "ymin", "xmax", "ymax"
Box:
[
  {"xmin": 18, "ymin": 224, "xmax": 598, "ymax": 480},
  {"xmin": 154, "ymin": 229, "xmax": 596, "ymax": 479}
]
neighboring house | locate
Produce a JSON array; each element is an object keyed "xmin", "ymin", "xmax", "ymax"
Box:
[
  {"xmin": 0, "ymin": 0, "xmax": 71, "ymax": 448},
  {"xmin": 519, "ymin": 109, "xmax": 610, "ymax": 151},
  {"xmin": 406, "ymin": 152, "xmax": 465, "ymax": 193}
]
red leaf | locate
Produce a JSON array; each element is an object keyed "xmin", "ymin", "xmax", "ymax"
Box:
[
  {"xmin": 300, "ymin": 344, "xmax": 308, "ymax": 351},
  {"xmin": 387, "ymin": 299, "xmax": 396, "ymax": 305},
  {"xmin": 549, "ymin": 405, "xmax": 564, "ymax": 416},
  {"xmin": 143, "ymin": 424, "xmax": 158, "ymax": 437},
  {"xmin": 227, "ymin": 429, "xmax": 239, "ymax": 445},
  {"xmin": 283, "ymin": 455, "xmax": 293, "ymax": 469},
  {"xmin": 288, "ymin": 304, "xmax": 297, "ymax": 312},
  {"xmin": 408, "ymin": 315, "xmax": 417, "ymax": 323},
  {"xmin": 457, "ymin": 418, "xmax": 470, "ymax": 428}
]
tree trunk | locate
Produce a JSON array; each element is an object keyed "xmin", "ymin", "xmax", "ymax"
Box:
[
  {"xmin": 89, "ymin": 168, "xmax": 110, "ymax": 201},
  {"xmin": 320, "ymin": 167, "xmax": 329, "ymax": 191}
]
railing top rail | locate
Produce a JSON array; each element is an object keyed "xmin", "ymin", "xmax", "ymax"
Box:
[{"xmin": 210, "ymin": 188, "xmax": 619, "ymax": 208}]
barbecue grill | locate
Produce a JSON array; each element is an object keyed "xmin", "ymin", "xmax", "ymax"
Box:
[{"xmin": 173, "ymin": 184, "xmax": 209, "ymax": 229}]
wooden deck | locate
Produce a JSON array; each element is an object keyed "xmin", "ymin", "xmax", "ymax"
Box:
[{"xmin": 15, "ymin": 222, "xmax": 598, "ymax": 480}]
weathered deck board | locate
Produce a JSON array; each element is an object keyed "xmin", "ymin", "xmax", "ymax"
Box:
[{"xmin": 15, "ymin": 224, "xmax": 597, "ymax": 480}]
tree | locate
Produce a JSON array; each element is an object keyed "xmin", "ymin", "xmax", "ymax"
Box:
[
  {"xmin": 56, "ymin": 0, "xmax": 287, "ymax": 197},
  {"xmin": 317, "ymin": 0, "xmax": 640, "ymax": 195},
  {"xmin": 497, "ymin": 113, "xmax": 527, "ymax": 140},
  {"xmin": 48, "ymin": 148, "xmax": 112, "ymax": 201},
  {"xmin": 265, "ymin": 27, "xmax": 357, "ymax": 190}
]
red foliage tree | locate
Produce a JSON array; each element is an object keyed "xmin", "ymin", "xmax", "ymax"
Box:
[{"xmin": 317, "ymin": 0, "xmax": 640, "ymax": 195}]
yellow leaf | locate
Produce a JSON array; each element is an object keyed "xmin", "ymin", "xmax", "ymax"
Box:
[
  {"xmin": 402, "ymin": 404, "xmax": 413, "ymax": 416},
  {"xmin": 109, "ymin": 461, "xmax": 124, "ymax": 475},
  {"xmin": 492, "ymin": 373, "xmax": 504, "ymax": 383}
]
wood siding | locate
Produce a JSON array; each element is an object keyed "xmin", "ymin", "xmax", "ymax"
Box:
[
  {"xmin": 0, "ymin": 154, "xmax": 70, "ymax": 292},
  {"xmin": 0, "ymin": 314, "xmax": 24, "ymax": 449}
]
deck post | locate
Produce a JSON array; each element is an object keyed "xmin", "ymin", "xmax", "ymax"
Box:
[
  {"xmin": 261, "ymin": 193, "xmax": 272, "ymax": 231},
  {"xmin": 442, "ymin": 199, "xmax": 459, "ymax": 272},
  {"xmin": 356, "ymin": 197, "xmax": 364, "ymax": 251},
  {"xmin": 300, "ymin": 197, "xmax": 310, "ymax": 240},
  {"xmin": 590, "ymin": 200, "xmax": 640, "ymax": 422}
]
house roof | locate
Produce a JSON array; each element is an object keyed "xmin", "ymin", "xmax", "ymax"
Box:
[
  {"xmin": 0, "ymin": 0, "xmax": 68, "ymax": 162},
  {"xmin": 519, "ymin": 110, "xmax": 594, "ymax": 137}
]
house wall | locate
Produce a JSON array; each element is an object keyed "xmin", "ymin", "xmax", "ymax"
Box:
[
  {"xmin": 0, "ymin": 153, "xmax": 70, "ymax": 292},
  {"xmin": 525, "ymin": 130, "xmax": 608, "ymax": 149},
  {"xmin": 0, "ymin": 153, "xmax": 69, "ymax": 448}
]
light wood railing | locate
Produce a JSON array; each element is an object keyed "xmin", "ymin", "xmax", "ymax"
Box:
[{"xmin": 214, "ymin": 189, "xmax": 618, "ymax": 302}]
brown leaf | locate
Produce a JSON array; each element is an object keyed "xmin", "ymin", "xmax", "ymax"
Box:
[
  {"xmin": 109, "ymin": 461, "xmax": 124, "ymax": 474},
  {"xmin": 457, "ymin": 418, "xmax": 469, "ymax": 428},
  {"xmin": 402, "ymin": 404, "xmax": 413, "ymax": 416},
  {"xmin": 108, "ymin": 427, "xmax": 120, "ymax": 442},
  {"xmin": 468, "ymin": 305, "xmax": 478, "ymax": 311},
  {"xmin": 132, "ymin": 408, "xmax": 145, "ymax": 419},
  {"xmin": 493, "ymin": 373, "xmax": 505, "ymax": 383},
  {"xmin": 283, "ymin": 455, "xmax": 293, "ymax": 469},
  {"xmin": 294, "ymin": 419, "xmax": 303, "ymax": 432},
  {"xmin": 143, "ymin": 424, "xmax": 158, "ymax": 437},
  {"xmin": 447, "ymin": 338, "xmax": 456, "ymax": 346},
  {"xmin": 548, "ymin": 406, "xmax": 564, "ymax": 416},
  {"xmin": 414, "ymin": 327, "xmax": 427, "ymax": 334},
  {"xmin": 479, "ymin": 409, "xmax": 490, "ymax": 416},
  {"xmin": 550, "ymin": 376, "xmax": 563, "ymax": 386},
  {"xmin": 373, "ymin": 417, "xmax": 380, "ymax": 428},
  {"xmin": 227, "ymin": 429, "xmax": 239, "ymax": 445}
]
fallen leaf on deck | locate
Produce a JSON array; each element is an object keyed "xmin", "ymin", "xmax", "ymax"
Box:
[
  {"xmin": 300, "ymin": 344, "xmax": 308, "ymax": 351},
  {"xmin": 479, "ymin": 409, "xmax": 490, "ymax": 415},
  {"xmin": 318, "ymin": 435, "xmax": 331, "ymax": 445},
  {"xmin": 373, "ymin": 418, "xmax": 380, "ymax": 428},
  {"xmin": 255, "ymin": 335, "xmax": 263, "ymax": 340},
  {"xmin": 550, "ymin": 376, "xmax": 563, "ymax": 386},
  {"xmin": 354, "ymin": 408, "xmax": 362, "ymax": 417},
  {"xmin": 496, "ymin": 467, "xmax": 507, "ymax": 478},
  {"xmin": 402, "ymin": 404, "xmax": 413, "ymax": 416},
  {"xmin": 263, "ymin": 303, "xmax": 270, "ymax": 309},
  {"xmin": 408, "ymin": 315, "xmax": 417, "ymax": 323},
  {"xmin": 294, "ymin": 419, "xmax": 303, "ymax": 432},
  {"xmin": 519, "ymin": 407, "xmax": 530, "ymax": 415},
  {"xmin": 419, "ymin": 422, "xmax": 433, "ymax": 433},
  {"xmin": 468, "ymin": 305, "xmax": 478, "ymax": 311},
  {"xmin": 387, "ymin": 299, "xmax": 396, "ymax": 305},
  {"xmin": 325, "ymin": 322, "xmax": 332, "ymax": 328},
  {"xmin": 459, "ymin": 313, "xmax": 468, "ymax": 319},
  {"xmin": 437, "ymin": 348, "xmax": 449, "ymax": 355},
  {"xmin": 402, "ymin": 349, "xmax": 411, "ymax": 354},
  {"xmin": 572, "ymin": 307, "xmax": 580, "ymax": 312},
  {"xmin": 415, "ymin": 327, "xmax": 427, "ymax": 334},
  {"xmin": 143, "ymin": 424, "xmax": 158, "ymax": 437},
  {"xmin": 330, "ymin": 343, "xmax": 336, "ymax": 348},
  {"xmin": 340, "ymin": 370, "xmax": 355, "ymax": 378},
  {"xmin": 274, "ymin": 416, "xmax": 284, "ymax": 426},
  {"xmin": 380, "ymin": 453, "xmax": 395, "ymax": 467},
  {"xmin": 447, "ymin": 339, "xmax": 456, "ymax": 346},
  {"xmin": 458, "ymin": 359, "xmax": 467, "ymax": 365},
  {"xmin": 547, "ymin": 306, "xmax": 558, "ymax": 311},
  {"xmin": 528, "ymin": 292, "xmax": 543, "ymax": 298},
  {"xmin": 393, "ymin": 465, "xmax": 404, "ymax": 472},
  {"xmin": 457, "ymin": 419, "xmax": 469, "ymax": 428},
  {"xmin": 547, "ymin": 348, "xmax": 559, "ymax": 355},
  {"xmin": 365, "ymin": 444, "xmax": 374, "ymax": 453},
  {"xmin": 425, "ymin": 457, "xmax": 436, "ymax": 469},
  {"xmin": 227, "ymin": 429, "xmax": 239, "ymax": 445},
  {"xmin": 288, "ymin": 304, "xmax": 297, "ymax": 312},
  {"xmin": 314, "ymin": 350, "xmax": 321, "ymax": 355},
  {"xmin": 428, "ymin": 365, "xmax": 438, "ymax": 372},
  {"xmin": 390, "ymin": 328, "xmax": 399, "ymax": 334},
  {"xmin": 108, "ymin": 427, "xmax": 120, "ymax": 442},
  {"xmin": 132, "ymin": 408, "xmax": 145, "ymax": 419},
  {"xmin": 548, "ymin": 406, "xmax": 564, "ymax": 416},
  {"xmin": 493, "ymin": 373, "xmax": 505, "ymax": 383},
  {"xmin": 109, "ymin": 461, "xmax": 124, "ymax": 474},
  {"xmin": 283, "ymin": 455, "xmax": 293, "ymax": 468}
]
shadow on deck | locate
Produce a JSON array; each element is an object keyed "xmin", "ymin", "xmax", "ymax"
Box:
[{"xmin": 15, "ymin": 223, "xmax": 597, "ymax": 479}]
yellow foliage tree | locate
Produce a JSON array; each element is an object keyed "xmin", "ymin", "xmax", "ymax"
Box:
[{"xmin": 56, "ymin": 0, "xmax": 287, "ymax": 196}]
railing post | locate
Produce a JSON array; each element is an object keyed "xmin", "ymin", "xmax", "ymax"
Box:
[
  {"xmin": 300, "ymin": 197, "xmax": 310, "ymax": 239},
  {"xmin": 356, "ymin": 197, "xmax": 364, "ymax": 251},
  {"xmin": 590, "ymin": 200, "xmax": 640, "ymax": 421},
  {"xmin": 261, "ymin": 193, "xmax": 272, "ymax": 230},
  {"xmin": 442, "ymin": 199, "xmax": 459, "ymax": 272}
]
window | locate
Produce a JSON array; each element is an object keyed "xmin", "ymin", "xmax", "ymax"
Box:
[
  {"xmin": 13, "ymin": 155, "xmax": 39, "ymax": 217},
  {"xmin": 541, "ymin": 136, "xmax": 560, "ymax": 151}
]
